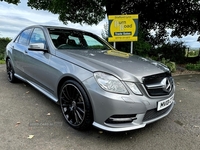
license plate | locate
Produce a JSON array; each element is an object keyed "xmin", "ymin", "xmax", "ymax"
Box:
[{"xmin": 157, "ymin": 95, "xmax": 174, "ymax": 111}]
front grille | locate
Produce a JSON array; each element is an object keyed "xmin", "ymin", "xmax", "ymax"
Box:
[
  {"xmin": 143, "ymin": 72, "xmax": 173, "ymax": 96},
  {"xmin": 143, "ymin": 104, "xmax": 172, "ymax": 122}
]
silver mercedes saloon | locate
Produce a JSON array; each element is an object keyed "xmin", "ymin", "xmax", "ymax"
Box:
[{"xmin": 5, "ymin": 25, "xmax": 175, "ymax": 132}]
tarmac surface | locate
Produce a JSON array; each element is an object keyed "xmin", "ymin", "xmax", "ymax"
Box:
[{"xmin": 0, "ymin": 64, "xmax": 200, "ymax": 150}]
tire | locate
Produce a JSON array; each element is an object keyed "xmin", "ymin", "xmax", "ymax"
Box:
[
  {"xmin": 59, "ymin": 80, "xmax": 93, "ymax": 130},
  {"xmin": 6, "ymin": 59, "xmax": 17, "ymax": 83}
]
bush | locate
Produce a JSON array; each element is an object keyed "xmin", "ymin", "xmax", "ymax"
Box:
[
  {"xmin": 147, "ymin": 57, "xmax": 176, "ymax": 72},
  {"xmin": 186, "ymin": 62, "xmax": 200, "ymax": 71},
  {"xmin": 151, "ymin": 41, "xmax": 186, "ymax": 64},
  {"xmin": 0, "ymin": 37, "xmax": 11, "ymax": 60},
  {"xmin": 0, "ymin": 53, "xmax": 4, "ymax": 60},
  {"xmin": 160, "ymin": 58, "xmax": 176, "ymax": 72}
]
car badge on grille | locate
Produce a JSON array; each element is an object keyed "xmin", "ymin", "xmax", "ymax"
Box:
[{"xmin": 161, "ymin": 77, "xmax": 171, "ymax": 93}]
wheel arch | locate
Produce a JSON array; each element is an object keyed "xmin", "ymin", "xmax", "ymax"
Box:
[
  {"xmin": 6, "ymin": 56, "xmax": 14, "ymax": 68},
  {"xmin": 57, "ymin": 75, "xmax": 93, "ymax": 111},
  {"xmin": 6, "ymin": 56, "xmax": 16, "ymax": 73}
]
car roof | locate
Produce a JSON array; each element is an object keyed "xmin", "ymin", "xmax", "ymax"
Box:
[{"xmin": 26, "ymin": 25, "xmax": 88, "ymax": 33}]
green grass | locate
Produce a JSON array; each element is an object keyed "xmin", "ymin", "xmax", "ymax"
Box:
[{"xmin": 0, "ymin": 60, "xmax": 5, "ymax": 64}]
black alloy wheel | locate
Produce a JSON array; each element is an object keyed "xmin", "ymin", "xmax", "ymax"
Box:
[
  {"xmin": 60, "ymin": 80, "xmax": 93, "ymax": 130},
  {"xmin": 6, "ymin": 59, "xmax": 17, "ymax": 83}
]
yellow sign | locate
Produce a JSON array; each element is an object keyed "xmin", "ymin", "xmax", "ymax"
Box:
[{"xmin": 108, "ymin": 15, "xmax": 138, "ymax": 42}]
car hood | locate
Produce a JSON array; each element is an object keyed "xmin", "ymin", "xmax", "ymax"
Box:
[{"xmin": 56, "ymin": 50, "xmax": 170, "ymax": 82}]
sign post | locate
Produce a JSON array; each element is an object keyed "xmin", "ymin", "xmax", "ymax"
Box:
[{"xmin": 108, "ymin": 14, "xmax": 138, "ymax": 53}]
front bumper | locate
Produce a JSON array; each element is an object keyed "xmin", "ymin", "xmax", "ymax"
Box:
[
  {"xmin": 93, "ymin": 101, "xmax": 175, "ymax": 132},
  {"xmin": 84, "ymin": 77, "xmax": 175, "ymax": 132}
]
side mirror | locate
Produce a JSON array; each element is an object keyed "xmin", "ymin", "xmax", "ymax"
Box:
[{"xmin": 28, "ymin": 43, "xmax": 48, "ymax": 51}]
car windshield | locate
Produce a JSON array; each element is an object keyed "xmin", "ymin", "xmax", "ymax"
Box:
[{"xmin": 48, "ymin": 28, "xmax": 111, "ymax": 50}]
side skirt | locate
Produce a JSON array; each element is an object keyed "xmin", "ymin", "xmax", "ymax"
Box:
[{"xmin": 14, "ymin": 73, "xmax": 58, "ymax": 103}]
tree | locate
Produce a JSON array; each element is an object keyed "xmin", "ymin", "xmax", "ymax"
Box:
[
  {"xmin": 120, "ymin": 0, "xmax": 200, "ymax": 38},
  {"xmin": 0, "ymin": 0, "xmax": 19, "ymax": 4},
  {"xmin": 1, "ymin": 0, "xmax": 200, "ymax": 41}
]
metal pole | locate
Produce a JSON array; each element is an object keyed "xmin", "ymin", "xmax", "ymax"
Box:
[
  {"xmin": 113, "ymin": 42, "xmax": 116, "ymax": 48},
  {"xmin": 130, "ymin": 42, "xmax": 133, "ymax": 54},
  {"xmin": 187, "ymin": 47, "xmax": 189, "ymax": 58}
]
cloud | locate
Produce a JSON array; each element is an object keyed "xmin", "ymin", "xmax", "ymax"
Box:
[
  {"xmin": 169, "ymin": 33, "xmax": 200, "ymax": 49},
  {"xmin": 0, "ymin": 1, "xmax": 106, "ymax": 39},
  {"xmin": 0, "ymin": 15, "xmax": 37, "ymax": 38},
  {"xmin": 0, "ymin": 1, "xmax": 63, "ymax": 38}
]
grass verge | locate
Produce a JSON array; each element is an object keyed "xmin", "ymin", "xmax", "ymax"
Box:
[{"xmin": 0, "ymin": 60, "xmax": 5, "ymax": 64}]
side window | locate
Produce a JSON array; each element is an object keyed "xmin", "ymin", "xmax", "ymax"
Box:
[
  {"xmin": 17, "ymin": 28, "xmax": 32, "ymax": 45},
  {"xmin": 14, "ymin": 35, "xmax": 20, "ymax": 43},
  {"xmin": 68, "ymin": 35, "xmax": 80, "ymax": 45},
  {"xmin": 30, "ymin": 28, "xmax": 46, "ymax": 44}
]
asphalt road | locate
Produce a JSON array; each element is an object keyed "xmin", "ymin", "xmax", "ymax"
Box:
[{"xmin": 0, "ymin": 64, "xmax": 200, "ymax": 150}]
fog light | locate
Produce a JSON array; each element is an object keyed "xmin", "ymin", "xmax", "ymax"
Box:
[{"xmin": 105, "ymin": 114, "xmax": 137, "ymax": 124}]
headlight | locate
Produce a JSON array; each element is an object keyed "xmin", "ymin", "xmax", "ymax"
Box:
[
  {"xmin": 125, "ymin": 82, "xmax": 142, "ymax": 95},
  {"xmin": 94, "ymin": 72, "xmax": 128, "ymax": 94}
]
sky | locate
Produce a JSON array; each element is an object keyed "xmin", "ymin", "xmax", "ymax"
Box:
[
  {"xmin": 0, "ymin": 1, "xmax": 106, "ymax": 38},
  {"xmin": 0, "ymin": 1, "xmax": 200, "ymax": 49}
]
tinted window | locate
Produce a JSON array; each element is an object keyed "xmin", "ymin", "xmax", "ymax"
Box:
[
  {"xmin": 48, "ymin": 28, "xmax": 110, "ymax": 50},
  {"xmin": 83, "ymin": 35, "xmax": 105, "ymax": 49},
  {"xmin": 18, "ymin": 28, "xmax": 32, "ymax": 45},
  {"xmin": 30, "ymin": 28, "xmax": 46, "ymax": 44}
]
